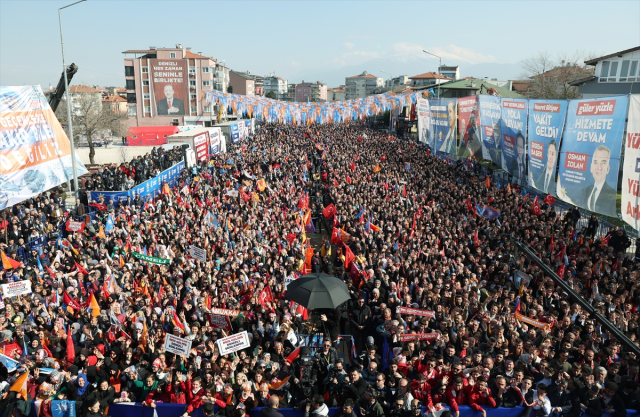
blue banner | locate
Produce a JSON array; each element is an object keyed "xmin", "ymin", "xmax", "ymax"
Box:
[
  {"xmin": 88, "ymin": 161, "xmax": 184, "ymax": 206},
  {"xmin": 51, "ymin": 401, "xmax": 76, "ymax": 417},
  {"xmin": 556, "ymin": 96, "xmax": 629, "ymax": 217},
  {"xmin": 430, "ymin": 98, "xmax": 458, "ymax": 156},
  {"xmin": 478, "ymin": 95, "xmax": 502, "ymax": 165},
  {"xmin": 230, "ymin": 123, "xmax": 240, "ymax": 143},
  {"xmin": 527, "ymin": 100, "xmax": 567, "ymax": 196},
  {"xmin": 500, "ymin": 98, "xmax": 529, "ymax": 184}
]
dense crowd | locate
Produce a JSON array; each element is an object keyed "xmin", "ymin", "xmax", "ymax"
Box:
[{"xmin": 1, "ymin": 121, "xmax": 640, "ymax": 417}]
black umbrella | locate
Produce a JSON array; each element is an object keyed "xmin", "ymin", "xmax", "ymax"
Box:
[{"xmin": 285, "ymin": 273, "xmax": 350, "ymax": 309}]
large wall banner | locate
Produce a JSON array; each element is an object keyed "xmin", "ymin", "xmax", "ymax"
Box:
[
  {"xmin": 527, "ymin": 100, "xmax": 568, "ymax": 196},
  {"xmin": 500, "ymin": 98, "xmax": 529, "ymax": 185},
  {"xmin": 457, "ymin": 96, "xmax": 482, "ymax": 159},
  {"xmin": 430, "ymin": 98, "xmax": 457, "ymax": 156},
  {"xmin": 416, "ymin": 98, "xmax": 432, "ymax": 147},
  {"xmin": 621, "ymin": 95, "xmax": 640, "ymax": 229},
  {"xmin": 556, "ymin": 96, "xmax": 629, "ymax": 217},
  {"xmin": 150, "ymin": 59, "xmax": 188, "ymax": 117},
  {"xmin": 0, "ymin": 86, "xmax": 88, "ymax": 210},
  {"xmin": 478, "ymin": 95, "xmax": 502, "ymax": 165}
]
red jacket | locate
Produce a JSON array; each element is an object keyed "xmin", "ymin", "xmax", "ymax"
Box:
[
  {"xmin": 179, "ymin": 380, "xmax": 205, "ymax": 412},
  {"xmin": 410, "ymin": 380, "xmax": 432, "ymax": 404},
  {"xmin": 446, "ymin": 386, "xmax": 472, "ymax": 412},
  {"xmin": 467, "ymin": 386, "xmax": 497, "ymax": 411}
]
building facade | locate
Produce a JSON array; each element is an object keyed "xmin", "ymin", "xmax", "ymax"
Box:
[
  {"xmin": 570, "ymin": 46, "xmax": 640, "ymax": 98},
  {"xmin": 326, "ymin": 86, "xmax": 346, "ymax": 102},
  {"xmin": 409, "ymin": 72, "xmax": 452, "ymax": 87},
  {"xmin": 439, "ymin": 65, "xmax": 460, "ymax": 81},
  {"xmin": 123, "ymin": 45, "xmax": 218, "ymax": 127},
  {"xmin": 263, "ymin": 75, "xmax": 288, "ymax": 100},
  {"xmin": 295, "ymin": 81, "xmax": 327, "ymax": 102},
  {"xmin": 229, "ymin": 70, "xmax": 255, "ymax": 96},
  {"xmin": 384, "ymin": 75, "xmax": 409, "ymax": 88},
  {"xmin": 345, "ymin": 71, "xmax": 384, "ymax": 99}
]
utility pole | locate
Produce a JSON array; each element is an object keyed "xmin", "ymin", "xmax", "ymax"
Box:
[{"xmin": 423, "ymin": 50, "xmax": 442, "ymax": 98}]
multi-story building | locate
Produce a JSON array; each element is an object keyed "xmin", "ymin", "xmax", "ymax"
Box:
[
  {"xmin": 263, "ymin": 74, "xmax": 288, "ymax": 100},
  {"xmin": 326, "ymin": 86, "xmax": 346, "ymax": 102},
  {"xmin": 102, "ymin": 95, "xmax": 128, "ymax": 114},
  {"xmin": 569, "ymin": 46, "xmax": 640, "ymax": 98},
  {"xmin": 384, "ymin": 75, "xmax": 409, "ymax": 88},
  {"xmin": 409, "ymin": 72, "xmax": 452, "ymax": 87},
  {"xmin": 229, "ymin": 70, "xmax": 258, "ymax": 96},
  {"xmin": 345, "ymin": 71, "xmax": 384, "ymax": 99},
  {"xmin": 295, "ymin": 81, "xmax": 327, "ymax": 102},
  {"xmin": 214, "ymin": 63, "xmax": 230, "ymax": 93},
  {"xmin": 286, "ymin": 84, "xmax": 297, "ymax": 101},
  {"xmin": 439, "ymin": 65, "xmax": 460, "ymax": 81},
  {"xmin": 122, "ymin": 45, "xmax": 218, "ymax": 127}
]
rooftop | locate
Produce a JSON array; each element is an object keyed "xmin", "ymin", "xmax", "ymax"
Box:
[
  {"xmin": 425, "ymin": 78, "xmax": 523, "ymax": 98},
  {"xmin": 347, "ymin": 71, "xmax": 379, "ymax": 79},
  {"xmin": 102, "ymin": 95, "xmax": 127, "ymax": 103},
  {"xmin": 409, "ymin": 72, "xmax": 452, "ymax": 80},
  {"xmin": 584, "ymin": 46, "xmax": 640, "ymax": 65}
]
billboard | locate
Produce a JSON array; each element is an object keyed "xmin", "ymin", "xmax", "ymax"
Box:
[
  {"xmin": 621, "ymin": 95, "xmax": 640, "ymax": 228},
  {"xmin": 0, "ymin": 85, "xmax": 88, "ymax": 210},
  {"xmin": 193, "ymin": 132, "xmax": 209, "ymax": 161},
  {"xmin": 556, "ymin": 96, "xmax": 629, "ymax": 217},
  {"xmin": 209, "ymin": 127, "xmax": 222, "ymax": 155},
  {"xmin": 230, "ymin": 123, "xmax": 240, "ymax": 143},
  {"xmin": 150, "ymin": 59, "xmax": 188, "ymax": 116},
  {"xmin": 457, "ymin": 96, "xmax": 482, "ymax": 159},
  {"xmin": 430, "ymin": 98, "xmax": 457, "ymax": 156},
  {"xmin": 416, "ymin": 98, "xmax": 432, "ymax": 147},
  {"xmin": 478, "ymin": 95, "xmax": 502, "ymax": 165},
  {"xmin": 527, "ymin": 100, "xmax": 568, "ymax": 196},
  {"xmin": 500, "ymin": 98, "xmax": 529, "ymax": 184}
]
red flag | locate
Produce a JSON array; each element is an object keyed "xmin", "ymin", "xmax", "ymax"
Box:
[
  {"xmin": 349, "ymin": 161, "xmax": 356, "ymax": 171},
  {"xmin": 344, "ymin": 244, "xmax": 355, "ymax": 269},
  {"xmin": 484, "ymin": 177, "xmax": 491, "ymax": 188},
  {"xmin": 557, "ymin": 264, "xmax": 566, "ymax": 279},
  {"xmin": 322, "ymin": 203, "xmax": 337, "ymax": 219},
  {"xmin": 63, "ymin": 292, "xmax": 82, "ymax": 311},
  {"xmin": 74, "ymin": 262, "xmax": 89, "ymax": 275},
  {"xmin": 549, "ymin": 235, "xmax": 554, "ymax": 252},
  {"xmin": 403, "ymin": 184, "xmax": 407, "ymax": 198},
  {"xmin": 381, "ymin": 155, "xmax": 386, "ymax": 161},
  {"xmin": 286, "ymin": 346, "xmax": 301, "ymax": 363},
  {"xmin": 465, "ymin": 197, "xmax": 472, "ymax": 212},
  {"xmin": 613, "ymin": 258, "xmax": 619, "ymax": 271},
  {"xmin": 286, "ymin": 233, "xmax": 297, "ymax": 246},
  {"xmin": 346, "ymin": 176, "xmax": 352, "ymax": 184},
  {"xmin": 544, "ymin": 194, "xmax": 556, "ymax": 206},
  {"xmin": 66, "ymin": 325, "xmax": 75, "ymax": 364},
  {"xmin": 473, "ymin": 231, "xmax": 480, "ymax": 247},
  {"xmin": 334, "ymin": 178, "xmax": 338, "ymax": 188},
  {"xmin": 532, "ymin": 197, "xmax": 541, "ymax": 216},
  {"xmin": 259, "ymin": 286, "xmax": 273, "ymax": 306}
]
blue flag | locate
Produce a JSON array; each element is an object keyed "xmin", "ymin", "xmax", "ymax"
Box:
[
  {"xmin": 365, "ymin": 216, "xmax": 371, "ymax": 234},
  {"xmin": 305, "ymin": 219, "xmax": 316, "ymax": 234},
  {"xmin": 356, "ymin": 205, "xmax": 366, "ymax": 219},
  {"xmin": 37, "ymin": 256, "xmax": 43, "ymax": 272},
  {"xmin": 52, "ymin": 401, "xmax": 76, "ymax": 417},
  {"xmin": 393, "ymin": 241, "xmax": 399, "ymax": 251},
  {"xmin": 521, "ymin": 187, "xmax": 528, "ymax": 197},
  {"xmin": 0, "ymin": 352, "xmax": 19, "ymax": 372},
  {"xmin": 480, "ymin": 205, "xmax": 501, "ymax": 220},
  {"xmin": 382, "ymin": 337, "xmax": 391, "ymax": 370},
  {"xmin": 105, "ymin": 214, "xmax": 114, "ymax": 235}
]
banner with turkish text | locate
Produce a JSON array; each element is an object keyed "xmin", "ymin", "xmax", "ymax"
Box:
[
  {"xmin": 416, "ymin": 98, "xmax": 432, "ymax": 147},
  {"xmin": 457, "ymin": 96, "xmax": 482, "ymax": 159},
  {"xmin": 478, "ymin": 95, "xmax": 502, "ymax": 164},
  {"xmin": 430, "ymin": 98, "xmax": 457, "ymax": 156},
  {"xmin": 500, "ymin": 98, "xmax": 529, "ymax": 185},
  {"xmin": 621, "ymin": 95, "xmax": 640, "ymax": 228},
  {"xmin": 150, "ymin": 59, "xmax": 188, "ymax": 117}
]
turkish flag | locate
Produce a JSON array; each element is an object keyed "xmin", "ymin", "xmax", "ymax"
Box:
[
  {"xmin": 344, "ymin": 244, "xmax": 355, "ymax": 269},
  {"xmin": 532, "ymin": 197, "xmax": 541, "ymax": 216},
  {"xmin": 63, "ymin": 292, "xmax": 82, "ymax": 311},
  {"xmin": 323, "ymin": 203, "xmax": 337, "ymax": 219},
  {"xmin": 544, "ymin": 194, "xmax": 556, "ymax": 206}
]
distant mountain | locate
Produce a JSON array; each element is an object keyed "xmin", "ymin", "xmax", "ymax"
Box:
[{"xmin": 288, "ymin": 54, "xmax": 526, "ymax": 87}]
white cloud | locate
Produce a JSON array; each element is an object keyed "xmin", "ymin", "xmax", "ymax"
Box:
[
  {"xmin": 391, "ymin": 42, "xmax": 496, "ymax": 64},
  {"xmin": 343, "ymin": 42, "xmax": 356, "ymax": 49},
  {"xmin": 289, "ymin": 61, "xmax": 300, "ymax": 67}
]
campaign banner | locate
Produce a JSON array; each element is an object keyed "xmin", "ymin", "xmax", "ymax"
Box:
[
  {"xmin": 193, "ymin": 132, "xmax": 209, "ymax": 161},
  {"xmin": 206, "ymin": 313, "xmax": 232, "ymax": 330},
  {"xmin": 416, "ymin": 98, "xmax": 432, "ymax": 147},
  {"xmin": 527, "ymin": 100, "xmax": 568, "ymax": 196},
  {"xmin": 1, "ymin": 280, "xmax": 32, "ymax": 297},
  {"xmin": 217, "ymin": 331, "xmax": 251, "ymax": 355},
  {"xmin": 189, "ymin": 245, "xmax": 207, "ymax": 262},
  {"xmin": 0, "ymin": 86, "xmax": 89, "ymax": 210},
  {"xmin": 132, "ymin": 251, "xmax": 171, "ymax": 265},
  {"xmin": 88, "ymin": 161, "xmax": 184, "ymax": 206},
  {"xmin": 209, "ymin": 127, "xmax": 222, "ymax": 155},
  {"xmin": 556, "ymin": 96, "xmax": 629, "ymax": 217},
  {"xmin": 396, "ymin": 306, "xmax": 435, "ymax": 318},
  {"xmin": 622, "ymin": 95, "xmax": 640, "ymax": 229},
  {"xmin": 163, "ymin": 333, "xmax": 192, "ymax": 357},
  {"xmin": 230, "ymin": 123, "xmax": 240, "ymax": 143},
  {"xmin": 65, "ymin": 221, "xmax": 85, "ymax": 232},
  {"xmin": 478, "ymin": 95, "xmax": 502, "ymax": 165},
  {"xmin": 150, "ymin": 59, "xmax": 188, "ymax": 117},
  {"xmin": 208, "ymin": 307, "xmax": 240, "ymax": 317},
  {"xmin": 430, "ymin": 98, "xmax": 457, "ymax": 156},
  {"xmin": 457, "ymin": 96, "xmax": 483, "ymax": 159},
  {"xmin": 398, "ymin": 333, "xmax": 440, "ymax": 341},
  {"xmin": 500, "ymin": 98, "xmax": 529, "ymax": 184}
]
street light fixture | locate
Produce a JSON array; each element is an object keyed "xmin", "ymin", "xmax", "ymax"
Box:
[
  {"xmin": 59, "ymin": 0, "xmax": 86, "ymax": 203},
  {"xmin": 423, "ymin": 49, "xmax": 442, "ymax": 98}
]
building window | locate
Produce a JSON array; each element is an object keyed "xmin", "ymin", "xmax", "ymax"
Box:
[
  {"xmin": 599, "ymin": 61, "xmax": 610, "ymax": 81},
  {"xmin": 143, "ymin": 93, "xmax": 150, "ymax": 100},
  {"xmin": 144, "ymin": 106, "xmax": 151, "ymax": 113},
  {"xmin": 143, "ymin": 80, "xmax": 149, "ymax": 86},
  {"xmin": 126, "ymin": 93, "xmax": 136, "ymax": 103},
  {"xmin": 190, "ymin": 94, "xmax": 196, "ymax": 100},
  {"xmin": 204, "ymin": 105, "xmax": 211, "ymax": 112},
  {"xmin": 202, "ymin": 67, "xmax": 210, "ymax": 73},
  {"xmin": 126, "ymin": 80, "xmax": 135, "ymax": 90},
  {"xmin": 629, "ymin": 61, "xmax": 639, "ymax": 81},
  {"xmin": 189, "ymin": 68, "xmax": 196, "ymax": 75},
  {"xmin": 127, "ymin": 106, "xmax": 137, "ymax": 117},
  {"xmin": 190, "ymin": 80, "xmax": 196, "ymax": 87},
  {"xmin": 191, "ymin": 106, "xmax": 197, "ymax": 113},
  {"xmin": 203, "ymin": 80, "xmax": 211, "ymax": 86},
  {"xmin": 620, "ymin": 60, "xmax": 630, "ymax": 82},
  {"xmin": 125, "ymin": 66, "xmax": 134, "ymax": 76},
  {"xmin": 170, "ymin": 52, "xmax": 176, "ymax": 59},
  {"xmin": 142, "ymin": 66, "xmax": 148, "ymax": 73}
]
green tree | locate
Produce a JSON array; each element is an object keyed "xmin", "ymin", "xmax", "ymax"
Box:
[
  {"xmin": 265, "ymin": 91, "xmax": 277, "ymax": 100},
  {"xmin": 227, "ymin": 85, "xmax": 233, "ymax": 94}
]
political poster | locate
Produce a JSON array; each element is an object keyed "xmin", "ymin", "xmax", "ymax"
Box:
[
  {"xmin": 65, "ymin": 220, "xmax": 85, "ymax": 232},
  {"xmin": 217, "ymin": 331, "xmax": 251, "ymax": 355},
  {"xmin": 527, "ymin": 100, "xmax": 568, "ymax": 196},
  {"xmin": 0, "ymin": 86, "xmax": 89, "ymax": 210},
  {"xmin": 398, "ymin": 333, "xmax": 440, "ymax": 341},
  {"xmin": 429, "ymin": 98, "xmax": 457, "ymax": 156},
  {"xmin": 457, "ymin": 96, "xmax": 483, "ymax": 160},
  {"xmin": 208, "ymin": 308, "xmax": 240, "ymax": 316},
  {"xmin": 163, "ymin": 333, "xmax": 192, "ymax": 357},
  {"xmin": 230, "ymin": 123, "xmax": 240, "ymax": 143},
  {"xmin": 556, "ymin": 96, "xmax": 629, "ymax": 217},
  {"xmin": 1, "ymin": 280, "xmax": 32, "ymax": 297},
  {"xmin": 150, "ymin": 59, "xmax": 188, "ymax": 117},
  {"xmin": 189, "ymin": 245, "xmax": 207, "ymax": 262},
  {"xmin": 621, "ymin": 95, "xmax": 640, "ymax": 228},
  {"xmin": 478, "ymin": 95, "xmax": 502, "ymax": 165},
  {"xmin": 416, "ymin": 98, "xmax": 432, "ymax": 147},
  {"xmin": 206, "ymin": 313, "xmax": 232, "ymax": 330},
  {"xmin": 193, "ymin": 132, "xmax": 209, "ymax": 161},
  {"xmin": 397, "ymin": 306, "xmax": 435, "ymax": 318},
  {"xmin": 500, "ymin": 98, "xmax": 530, "ymax": 185},
  {"xmin": 209, "ymin": 127, "xmax": 222, "ymax": 155}
]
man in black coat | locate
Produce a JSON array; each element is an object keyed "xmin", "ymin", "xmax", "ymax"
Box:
[
  {"xmin": 344, "ymin": 366, "xmax": 368, "ymax": 402},
  {"xmin": 602, "ymin": 382, "xmax": 627, "ymax": 417},
  {"xmin": 578, "ymin": 145, "xmax": 616, "ymax": 216},
  {"xmin": 349, "ymin": 296, "xmax": 371, "ymax": 352},
  {"xmin": 548, "ymin": 380, "xmax": 572, "ymax": 414},
  {"xmin": 259, "ymin": 396, "xmax": 284, "ymax": 417},
  {"xmin": 579, "ymin": 384, "xmax": 603, "ymax": 417},
  {"xmin": 156, "ymin": 85, "xmax": 185, "ymax": 116}
]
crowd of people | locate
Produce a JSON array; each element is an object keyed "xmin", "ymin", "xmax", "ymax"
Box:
[{"xmin": 1, "ymin": 121, "xmax": 640, "ymax": 417}]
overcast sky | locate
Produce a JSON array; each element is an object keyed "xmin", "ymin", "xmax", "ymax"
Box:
[{"xmin": 1, "ymin": 0, "xmax": 639, "ymax": 89}]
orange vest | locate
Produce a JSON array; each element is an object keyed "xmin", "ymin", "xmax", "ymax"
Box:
[{"xmin": 110, "ymin": 370, "xmax": 121, "ymax": 393}]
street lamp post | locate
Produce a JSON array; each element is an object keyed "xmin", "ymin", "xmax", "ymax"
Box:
[
  {"xmin": 380, "ymin": 70, "xmax": 394, "ymax": 89},
  {"xmin": 422, "ymin": 50, "xmax": 442, "ymax": 98},
  {"xmin": 59, "ymin": 0, "xmax": 86, "ymax": 203}
]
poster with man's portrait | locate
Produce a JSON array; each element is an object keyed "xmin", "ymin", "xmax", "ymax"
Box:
[{"xmin": 150, "ymin": 59, "xmax": 188, "ymax": 116}]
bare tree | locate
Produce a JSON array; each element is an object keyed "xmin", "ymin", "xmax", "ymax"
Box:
[
  {"xmin": 117, "ymin": 145, "xmax": 129, "ymax": 164},
  {"xmin": 521, "ymin": 50, "xmax": 595, "ymax": 99},
  {"xmin": 55, "ymin": 94, "xmax": 127, "ymax": 164}
]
